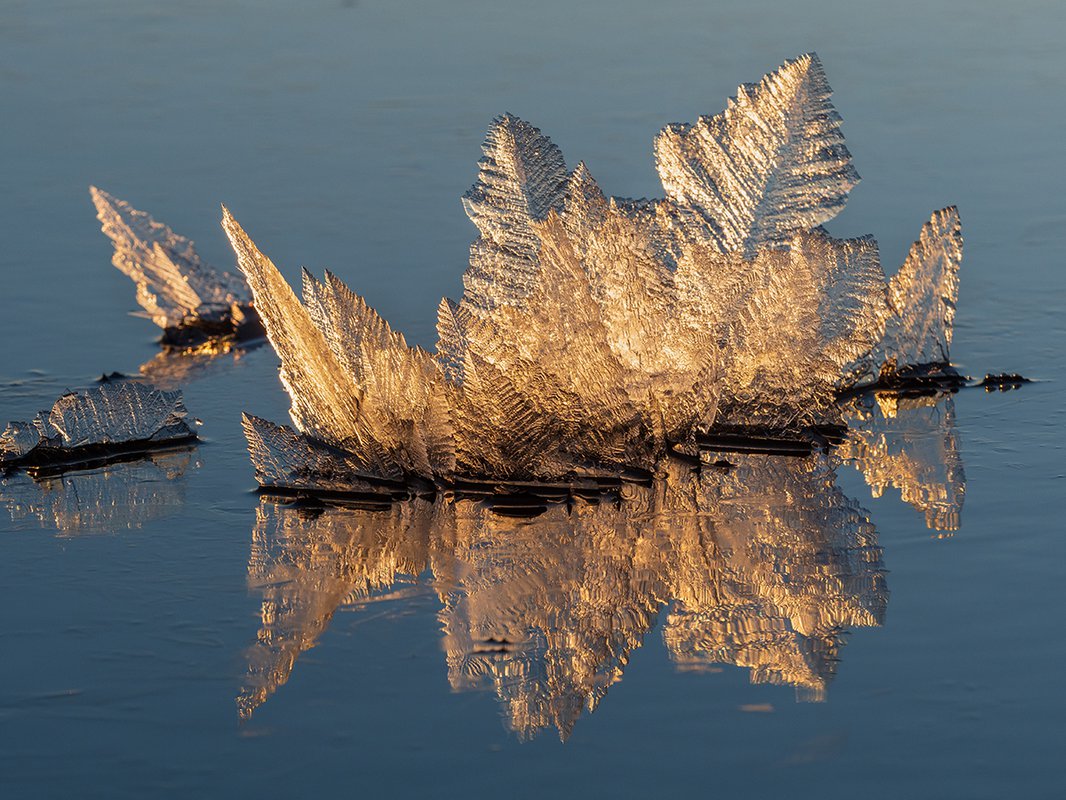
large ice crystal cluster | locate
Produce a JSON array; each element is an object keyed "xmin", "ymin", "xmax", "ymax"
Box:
[
  {"xmin": 0, "ymin": 381, "xmax": 196, "ymax": 471},
  {"xmin": 91, "ymin": 187, "xmax": 262, "ymax": 348},
  {"xmin": 226, "ymin": 54, "xmax": 962, "ymax": 488}
]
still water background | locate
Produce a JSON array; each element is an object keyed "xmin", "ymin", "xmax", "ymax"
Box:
[{"xmin": 1, "ymin": 1, "xmax": 1064, "ymax": 797}]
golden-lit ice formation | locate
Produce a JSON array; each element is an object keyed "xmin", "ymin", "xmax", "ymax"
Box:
[
  {"xmin": 220, "ymin": 54, "xmax": 963, "ymax": 486},
  {"xmin": 0, "ymin": 381, "xmax": 197, "ymax": 471},
  {"xmin": 90, "ymin": 187, "xmax": 262, "ymax": 348},
  {"xmin": 238, "ymin": 453, "xmax": 886, "ymax": 739}
]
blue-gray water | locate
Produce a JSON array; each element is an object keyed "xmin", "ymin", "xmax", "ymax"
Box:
[{"xmin": 2, "ymin": 1, "xmax": 1064, "ymax": 797}]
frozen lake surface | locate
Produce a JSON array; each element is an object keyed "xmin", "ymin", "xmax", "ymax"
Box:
[{"xmin": 1, "ymin": 1, "xmax": 1064, "ymax": 797}]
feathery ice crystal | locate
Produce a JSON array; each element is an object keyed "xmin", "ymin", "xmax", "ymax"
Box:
[
  {"xmin": 222, "ymin": 54, "xmax": 962, "ymax": 488},
  {"xmin": 91, "ymin": 187, "xmax": 263, "ymax": 348},
  {"xmin": 0, "ymin": 381, "xmax": 196, "ymax": 471}
]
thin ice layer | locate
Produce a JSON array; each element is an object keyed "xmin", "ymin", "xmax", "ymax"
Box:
[
  {"xmin": 1, "ymin": 382, "xmax": 194, "ymax": 466},
  {"xmin": 91, "ymin": 187, "xmax": 250, "ymax": 328},
  {"xmin": 879, "ymin": 207, "xmax": 962, "ymax": 367}
]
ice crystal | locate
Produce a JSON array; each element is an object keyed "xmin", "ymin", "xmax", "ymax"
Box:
[
  {"xmin": 641, "ymin": 52, "xmax": 859, "ymax": 260},
  {"xmin": 91, "ymin": 187, "xmax": 254, "ymax": 339},
  {"xmin": 878, "ymin": 207, "xmax": 963, "ymax": 370},
  {"xmin": 238, "ymin": 452, "xmax": 885, "ymax": 737},
  {"xmin": 225, "ymin": 54, "xmax": 966, "ymax": 485},
  {"xmin": 1, "ymin": 381, "xmax": 195, "ymax": 469}
]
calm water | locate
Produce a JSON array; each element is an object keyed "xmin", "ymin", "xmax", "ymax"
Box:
[{"xmin": 2, "ymin": 1, "xmax": 1064, "ymax": 797}]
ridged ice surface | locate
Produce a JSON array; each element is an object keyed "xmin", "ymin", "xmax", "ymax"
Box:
[
  {"xmin": 225, "ymin": 54, "xmax": 964, "ymax": 484},
  {"xmin": 238, "ymin": 454, "xmax": 886, "ymax": 738},
  {"xmin": 840, "ymin": 392, "xmax": 966, "ymax": 532},
  {"xmin": 91, "ymin": 187, "xmax": 250, "ymax": 329},
  {"xmin": 878, "ymin": 207, "xmax": 963, "ymax": 369},
  {"xmin": 1, "ymin": 381, "xmax": 194, "ymax": 466}
]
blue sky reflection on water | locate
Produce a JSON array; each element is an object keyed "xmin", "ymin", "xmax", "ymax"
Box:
[{"xmin": 1, "ymin": 1, "xmax": 1065, "ymax": 797}]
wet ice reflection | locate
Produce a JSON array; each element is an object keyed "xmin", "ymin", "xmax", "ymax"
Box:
[
  {"xmin": 840, "ymin": 392, "xmax": 965, "ymax": 533},
  {"xmin": 0, "ymin": 449, "xmax": 196, "ymax": 534},
  {"xmin": 240, "ymin": 452, "xmax": 887, "ymax": 739}
]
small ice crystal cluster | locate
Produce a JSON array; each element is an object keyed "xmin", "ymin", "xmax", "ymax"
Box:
[
  {"xmin": 221, "ymin": 54, "xmax": 961, "ymax": 487},
  {"xmin": 0, "ymin": 382, "xmax": 195, "ymax": 469},
  {"xmin": 91, "ymin": 187, "xmax": 259, "ymax": 348}
]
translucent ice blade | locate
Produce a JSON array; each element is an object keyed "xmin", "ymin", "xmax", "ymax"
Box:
[
  {"xmin": 221, "ymin": 209, "xmax": 400, "ymax": 478},
  {"xmin": 90, "ymin": 187, "xmax": 250, "ymax": 328},
  {"xmin": 879, "ymin": 207, "xmax": 962, "ymax": 367},
  {"xmin": 460, "ymin": 115, "xmax": 568, "ymax": 311},
  {"xmin": 242, "ymin": 414, "xmax": 398, "ymax": 494},
  {"xmin": 840, "ymin": 393, "xmax": 966, "ymax": 532},
  {"xmin": 302, "ymin": 271, "xmax": 455, "ymax": 477},
  {"xmin": 652, "ymin": 53, "xmax": 858, "ymax": 258}
]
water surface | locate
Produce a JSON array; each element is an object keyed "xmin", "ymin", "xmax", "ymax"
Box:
[{"xmin": 2, "ymin": 1, "xmax": 1064, "ymax": 797}]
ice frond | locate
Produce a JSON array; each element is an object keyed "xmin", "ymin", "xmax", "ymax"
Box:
[
  {"xmin": 242, "ymin": 413, "xmax": 402, "ymax": 494},
  {"xmin": 879, "ymin": 207, "xmax": 962, "ymax": 368},
  {"xmin": 302, "ymin": 270, "xmax": 455, "ymax": 477},
  {"xmin": 221, "ymin": 208, "xmax": 395, "ymax": 475},
  {"xmin": 91, "ymin": 186, "xmax": 250, "ymax": 328},
  {"xmin": 676, "ymin": 229, "xmax": 885, "ymax": 427},
  {"xmin": 652, "ymin": 53, "xmax": 858, "ymax": 259},
  {"xmin": 460, "ymin": 115, "xmax": 568, "ymax": 311}
]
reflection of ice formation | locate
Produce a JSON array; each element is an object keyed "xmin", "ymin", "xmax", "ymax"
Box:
[
  {"xmin": 137, "ymin": 340, "xmax": 263, "ymax": 390},
  {"xmin": 841, "ymin": 392, "xmax": 965, "ymax": 533},
  {"xmin": 223, "ymin": 54, "xmax": 963, "ymax": 486},
  {"xmin": 0, "ymin": 381, "xmax": 196, "ymax": 471},
  {"xmin": 91, "ymin": 187, "xmax": 262, "ymax": 348},
  {"xmin": 239, "ymin": 453, "xmax": 886, "ymax": 739},
  {"xmin": 0, "ymin": 450, "xmax": 195, "ymax": 534}
]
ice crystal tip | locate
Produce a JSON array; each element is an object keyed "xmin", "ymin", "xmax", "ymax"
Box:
[
  {"xmin": 879, "ymin": 207, "xmax": 963, "ymax": 369},
  {"xmin": 1, "ymin": 381, "xmax": 196, "ymax": 470},
  {"xmin": 91, "ymin": 187, "xmax": 255, "ymax": 342},
  {"xmin": 223, "ymin": 55, "xmax": 968, "ymax": 488}
]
